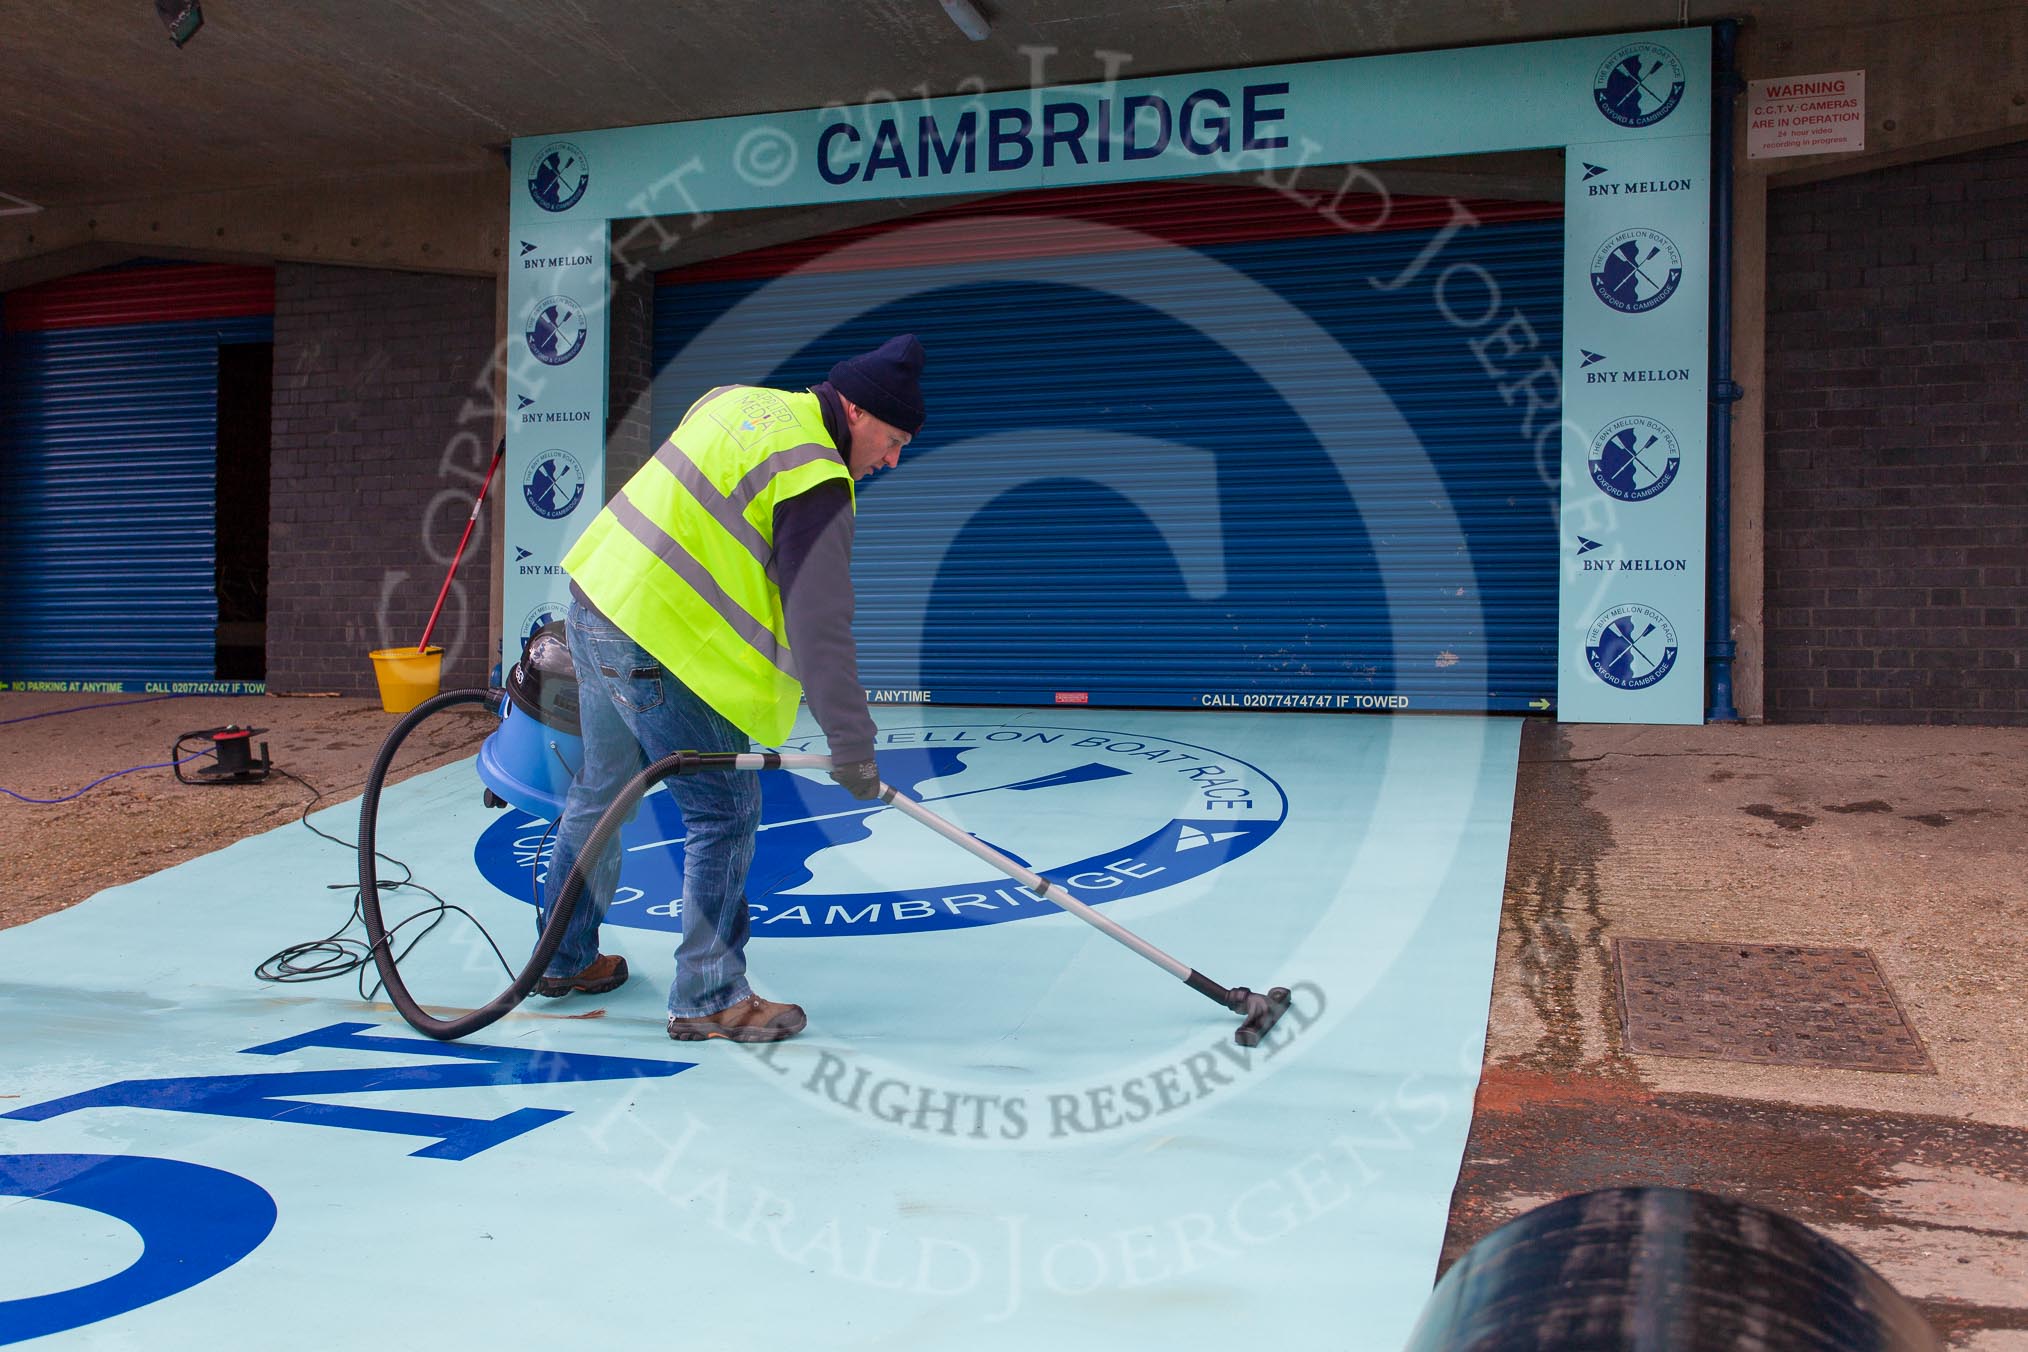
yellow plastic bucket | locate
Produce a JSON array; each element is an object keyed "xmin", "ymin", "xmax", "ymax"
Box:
[{"xmin": 368, "ymin": 646, "xmax": 443, "ymax": 713}]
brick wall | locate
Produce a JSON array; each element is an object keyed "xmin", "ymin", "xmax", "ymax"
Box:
[
  {"xmin": 1764, "ymin": 138, "xmax": 2028, "ymax": 725},
  {"xmin": 605, "ymin": 260, "xmax": 656, "ymax": 491},
  {"xmin": 269, "ymin": 265, "xmax": 497, "ymax": 694}
]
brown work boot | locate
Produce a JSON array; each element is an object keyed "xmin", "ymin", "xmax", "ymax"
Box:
[
  {"xmin": 534, "ymin": 953, "xmax": 629, "ymax": 998},
  {"xmin": 667, "ymin": 993, "xmax": 807, "ymax": 1043}
]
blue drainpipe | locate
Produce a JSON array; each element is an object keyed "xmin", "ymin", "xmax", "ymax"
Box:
[{"xmin": 1707, "ymin": 18, "xmax": 1743, "ymax": 722}]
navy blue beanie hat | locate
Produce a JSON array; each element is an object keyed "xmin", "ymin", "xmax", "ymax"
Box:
[{"xmin": 829, "ymin": 334, "xmax": 926, "ymax": 435}]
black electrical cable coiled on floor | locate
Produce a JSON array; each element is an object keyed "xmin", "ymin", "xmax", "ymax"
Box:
[
  {"xmin": 355, "ymin": 686, "xmax": 692, "ymax": 1041},
  {"xmin": 256, "ymin": 728, "xmax": 515, "ymax": 1000},
  {"xmin": 357, "ymin": 688, "xmax": 555, "ymax": 1040}
]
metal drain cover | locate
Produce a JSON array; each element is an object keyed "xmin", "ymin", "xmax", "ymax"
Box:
[{"xmin": 1613, "ymin": 939, "xmax": 1934, "ymax": 1073}]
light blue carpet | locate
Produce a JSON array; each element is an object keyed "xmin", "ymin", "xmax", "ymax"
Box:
[{"xmin": 0, "ymin": 707, "xmax": 1520, "ymax": 1350}]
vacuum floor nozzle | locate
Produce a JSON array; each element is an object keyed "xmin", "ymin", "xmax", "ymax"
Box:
[{"xmin": 1231, "ymin": 986, "xmax": 1294, "ymax": 1047}]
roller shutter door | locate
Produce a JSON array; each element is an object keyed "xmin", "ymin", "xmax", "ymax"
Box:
[
  {"xmin": 654, "ymin": 184, "xmax": 1561, "ymax": 713},
  {"xmin": 1, "ymin": 263, "xmax": 273, "ymax": 682}
]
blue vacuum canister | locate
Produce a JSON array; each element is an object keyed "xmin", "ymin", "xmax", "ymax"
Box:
[{"xmin": 476, "ymin": 622, "xmax": 581, "ymax": 819}]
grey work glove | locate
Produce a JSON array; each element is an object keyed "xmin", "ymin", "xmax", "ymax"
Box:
[{"xmin": 828, "ymin": 757, "xmax": 882, "ymax": 801}]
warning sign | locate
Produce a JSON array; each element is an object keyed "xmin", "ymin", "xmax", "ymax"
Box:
[{"xmin": 1747, "ymin": 70, "xmax": 1865, "ymax": 159}]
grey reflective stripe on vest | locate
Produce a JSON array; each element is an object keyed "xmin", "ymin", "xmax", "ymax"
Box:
[
  {"xmin": 651, "ymin": 438, "xmax": 844, "ymax": 568},
  {"xmin": 678, "ymin": 385, "xmax": 736, "ymax": 431},
  {"xmin": 657, "ymin": 443, "xmax": 772, "ymax": 565},
  {"xmin": 732, "ymin": 443, "xmax": 844, "ymax": 509},
  {"xmin": 607, "ymin": 492, "xmax": 795, "ymax": 677}
]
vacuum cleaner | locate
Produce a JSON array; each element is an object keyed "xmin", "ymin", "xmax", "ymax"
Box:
[
  {"xmin": 474, "ymin": 621, "xmax": 580, "ymax": 820},
  {"xmin": 358, "ymin": 628, "xmax": 1293, "ymax": 1048}
]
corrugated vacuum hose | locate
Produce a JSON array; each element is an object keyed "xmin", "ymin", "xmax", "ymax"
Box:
[{"xmin": 359, "ymin": 710, "xmax": 1293, "ymax": 1046}]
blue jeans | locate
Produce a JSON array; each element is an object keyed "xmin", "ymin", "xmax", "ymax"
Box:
[{"xmin": 540, "ymin": 599, "xmax": 762, "ymax": 1018}]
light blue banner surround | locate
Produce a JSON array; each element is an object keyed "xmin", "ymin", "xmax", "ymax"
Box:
[
  {"xmin": 0, "ymin": 709, "xmax": 1519, "ymax": 1349},
  {"xmin": 504, "ymin": 221, "xmax": 609, "ymax": 657},
  {"xmin": 507, "ymin": 27, "xmax": 1714, "ymax": 721},
  {"xmin": 1559, "ymin": 131, "xmax": 1712, "ymax": 723},
  {"xmin": 509, "ymin": 31, "xmax": 1711, "ymax": 225}
]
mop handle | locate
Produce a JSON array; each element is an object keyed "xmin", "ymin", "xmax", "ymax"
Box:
[
  {"xmin": 713, "ymin": 752, "xmax": 1195, "ymax": 982},
  {"xmin": 418, "ymin": 442, "xmax": 505, "ymax": 652}
]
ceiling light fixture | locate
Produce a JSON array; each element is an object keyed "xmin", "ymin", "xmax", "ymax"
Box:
[
  {"xmin": 155, "ymin": 0, "xmax": 203, "ymax": 47},
  {"xmin": 938, "ymin": 0, "xmax": 990, "ymax": 42}
]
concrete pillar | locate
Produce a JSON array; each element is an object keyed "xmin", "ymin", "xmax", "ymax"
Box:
[
  {"xmin": 603, "ymin": 257, "xmax": 657, "ymax": 493},
  {"xmin": 1730, "ymin": 171, "xmax": 1768, "ymax": 722}
]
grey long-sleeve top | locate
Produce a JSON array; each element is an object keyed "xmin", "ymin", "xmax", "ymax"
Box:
[{"xmin": 768, "ymin": 381, "xmax": 877, "ymax": 765}]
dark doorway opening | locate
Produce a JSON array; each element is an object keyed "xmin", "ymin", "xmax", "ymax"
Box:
[{"xmin": 215, "ymin": 342, "xmax": 272, "ymax": 679}]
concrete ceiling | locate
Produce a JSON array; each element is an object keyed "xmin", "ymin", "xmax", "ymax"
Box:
[{"xmin": 0, "ymin": 0, "xmax": 1972, "ymax": 211}]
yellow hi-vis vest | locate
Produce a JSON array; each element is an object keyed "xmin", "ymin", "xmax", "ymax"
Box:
[{"xmin": 562, "ymin": 386, "xmax": 853, "ymax": 745}]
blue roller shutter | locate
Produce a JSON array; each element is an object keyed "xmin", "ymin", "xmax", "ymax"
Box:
[
  {"xmin": 654, "ymin": 187, "xmax": 1561, "ymax": 714},
  {"xmin": 2, "ymin": 266, "xmax": 273, "ymax": 682}
]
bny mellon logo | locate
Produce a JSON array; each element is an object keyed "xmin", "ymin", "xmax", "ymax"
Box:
[
  {"xmin": 520, "ymin": 240, "xmax": 538, "ymax": 256},
  {"xmin": 1583, "ymin": 162, "xmax": 1608, "ymax": 181},
  {"xmin": 1580, "ymin": 349, "xmax": 1606, "ymax": 368}
]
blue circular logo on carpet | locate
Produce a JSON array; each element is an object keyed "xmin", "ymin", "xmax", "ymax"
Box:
[{"xmin": 474, "ymin": 723, "xmax": 1287, "ymax": 938}]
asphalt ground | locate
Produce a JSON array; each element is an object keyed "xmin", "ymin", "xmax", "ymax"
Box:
[{"xmin": 1448, "ymin": 719, "xmax": 2028, "ymax": 1349}]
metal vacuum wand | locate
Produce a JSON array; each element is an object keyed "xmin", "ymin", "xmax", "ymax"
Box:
[{"xmin": 689, "ymin": 751, "xmax": 1295, "ymax": 1047}]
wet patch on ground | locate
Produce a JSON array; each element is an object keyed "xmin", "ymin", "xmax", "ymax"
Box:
[
  {"xmin": 1744, "ymin": 802, "xmax": 1816, "ymax": 831},
  {"xmin": 1501, "ymin": 722, "xmax": 1630, "ymax": 1075},
  {"xmin": 1825, "ymin": 800, "xmax": 1896, "ymax": 814},
  {"xmin": 1906, "ymin": 809, "xmax": 1995, "ymax": 828}
]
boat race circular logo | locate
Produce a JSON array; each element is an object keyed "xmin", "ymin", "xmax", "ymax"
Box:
[
  {"xmin": 475, "ymin": 723, "xmax": 1288, "ymax": 938},
  {"xmin": 521, "ymin": 448, "xmax": 585, "ymax": 520},
  {"xmin": 1588, "ymin": 416, "xmax": 1681, "ymax": 502},
  {"xmin": 527, "ymin": 141, "xmax": 589, "ymax": 212},
  {"xmin": 524, "ymin": 295, "xmax": 588, "ymax": 366},
  {"xmin": 519, "ymin": 601, "xmax": 567, "ymax": 651},
  {"xmin": 1593, "ymin": 44, "xmax": 1685, "ymax": 127},
  {"xmin": 1590, "ymin": 228, "xmax": 1683, "ymax": 313},
  {"xmin": 1585, "ymin": 603, "xmax": 1680, "ymax": 690}
]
